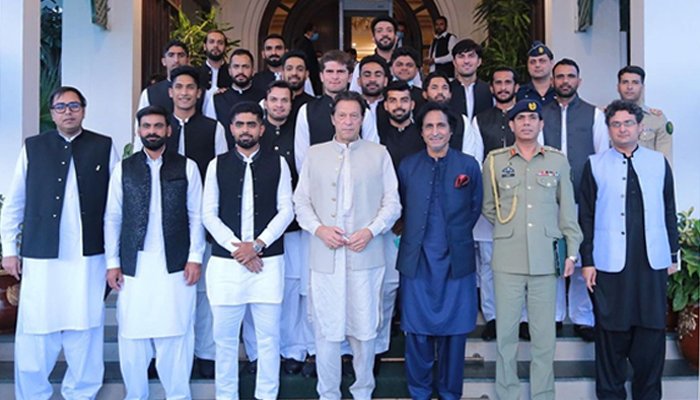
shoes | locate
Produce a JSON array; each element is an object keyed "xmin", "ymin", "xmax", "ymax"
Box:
[
  {"xmin": 556, "ymin": 321, "xmax": 563, "ymax": 336},
  {"xmin": 301, "ymin": 355, "xmax": 317, "ymax": 378},
  {"xmin": 147, "ymin": 359, "xmax": 158, "ymax": 379},
  {"xmin": 341, "ymin": 355, "xmax": 354, "ymax": 377},
  {"xmin": 519, "ymin": 322, "xmax": 531, "ymax": 341},
  {"xmin": 481, "ymin": 319, "xmax": 497, "ymax": 341},
  {"xmin": 373, "ymin": 353, "xmax": 383, "ymax": 375},
  {"xmin": 282, "ymin": 357, "xmax": 304, "ymax": 375},
  {"xmin": 574, "ymin": 324, "xmax": 595, "ymax": 342},
  {"xmin": 245, "ymin": 359, "xmax": 258, "ymax": 375},
  {"xmin": 197, "ymin": 358, "xmax": 215, "ymax": 379}
]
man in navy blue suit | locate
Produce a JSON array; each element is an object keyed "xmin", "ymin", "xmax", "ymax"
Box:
[{"xmin": 396, "ymin": 102, "xmax": 483, "ymax": 400}]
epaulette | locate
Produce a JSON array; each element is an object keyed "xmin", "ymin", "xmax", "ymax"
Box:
[
  {"xmin": 542, "ymin": 145, "xmax": 565, "ymax": 156},
  {"xmin": 489, "ymin": 147, "xmax": 511, "ymax": 156},
  {"xmin": 649, "ymin": 107, "xmax": 664, "ymax": 117}
]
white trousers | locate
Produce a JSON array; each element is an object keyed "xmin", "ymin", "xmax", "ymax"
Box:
[
  {"xmin": 14, "ymin": 323, "xmax": 104, "ymax": 400},
  {"xmin": 375, "ymin": 232, "xmax": 399, "ymax": 354},
  {"xmin": 195, "ymin": 246, "xmax": 216, "ymax": 360},
  {"xmin": 280, "ymin": 278, "xmax": 315, "ymax": 360},
  {"xmin": 118, "ymin": 326, "xmax": 194, "ymax": 400},
  {"xmin": 314, "ymin": 324, "xmax": 376, "ymax": 400},
  {"xmin": 555, "ymin": 266, "xmax": 595, "ymax": 325},
  {"xmin": 475, "ymin": 241, "xmax": 496, "ymax": 322},
  {"xmin": 212, "ymin": 303, "xmax": 281, "ymax": 400}
]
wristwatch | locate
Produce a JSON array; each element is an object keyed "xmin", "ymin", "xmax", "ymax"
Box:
[
  {"xmin": 252, "ymin": 240, "xmax": 265, "ymax": 254},
  {"xmin": 567, "ymin": 255, "xmax": 578, "ymax": 263}
]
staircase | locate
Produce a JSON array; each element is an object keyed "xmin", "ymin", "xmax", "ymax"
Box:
[{"xmin": 0, "ymin": 294, "xmax": 697, "ymax": 399}]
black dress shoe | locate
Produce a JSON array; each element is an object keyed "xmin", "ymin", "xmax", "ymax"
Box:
[
  {"xmin": 519, "ymin": 322, "xmax": 531, "ymax": 341},
  {"xmin": 301, "ymin": 355, "xmax": 317, "ymax": 378},
  {"xmin": 282, "ymin": 357, "xmax": 304, "ymax": 375},
  {"xmin": 481, "ymin": 319, "xmax": 497, "ymax": 341},
  {"xmin": 147, "ymin": 359, "xmax": 158, "ymax": 379},
  {"xmin": 341, "ymin": 355, "xmax": 354, "ymax": 377},
  {"xmin": 556, "ymin": 321, "xmax": 563, "ymax": 335},
  {"xmin": 574, "ymin": 324, "xmax": 595, "ymax": 342},
  {"xmin": 245, "ymin": 359, "xmax": 258, "ymax": 375},
  {"xmin": 373, "ymin": 354, "xmax": 383, "ymax": 375},
  {"xmin": 197, "ymin": 358, "xmax": 215, "ymax": 379}
]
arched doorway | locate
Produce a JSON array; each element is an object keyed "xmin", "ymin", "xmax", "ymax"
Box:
[{"xmin": 258, "ymin": 0, "xmax": 441, "ymax": 68}]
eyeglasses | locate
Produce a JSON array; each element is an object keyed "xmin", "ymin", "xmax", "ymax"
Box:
[
  {"xmin": 609, "ymin": 120, "xmax": 638, "ymax": 128},
  {"xmin": 50, "ymin": 102, "xmax": 83, "ymax": 113}
]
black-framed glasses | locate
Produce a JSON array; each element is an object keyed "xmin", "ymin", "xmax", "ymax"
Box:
[{"xmin": 50, "ymin": 102, "xmax": 83, "ymax": 113}]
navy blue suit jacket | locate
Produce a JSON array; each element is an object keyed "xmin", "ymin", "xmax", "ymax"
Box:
[{"xmin": 396, "ymin": 148, "xmax": 483, "ymax": 279}]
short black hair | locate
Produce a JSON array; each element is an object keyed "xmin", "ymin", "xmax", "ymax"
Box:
[
  {"xmin": 320, "ymin": 50, "xmax": 352, "ymax": 72},
  {"xmin": 359, "ymin": 55, "xmax": 389, "ymax": 77},
  {"xmin": 371, "ymin": 16, "xmax": 398, "ymax": 33},
  {"xmin": 436, "ymin": 16, "xmax": 448, "ymax": 26},
  {"xmin": 617, "ymin": 65, "xmax": 646, "ymax": 83},
  {"xmin": 553, "ymin": 58, "xmax": 580, "ymax": 75},
  {"xmin": 391, "ymin": 46, "xmax": 421, "ymax": 68},
  {"xmin": 422, "ymin": 71, "xmax": 451, "ymax": 92},
  {"xmin": 228, "ymin": 101, "xmax": 264, "ymax": 125},
  {"xmin": 136, "ymin": 105, "xmax": 170, "ymax": 126},
  {"xmin": 205, "ymin": 29, "xmax": 228, "ymax": 46},
  {"xmin": 230, "ymin": 48, "xmax": 254, "ymax": 65},
  {"xmin": 383, "ymin": 80, "xmax": 412, "ymax": 99},
  {"xmin": 417, "ymin": 101, "xmax": 456, "ymax": 133},
  {"xmin": 266, "ymin": 80, "xmax": 293, "ymax": 99},
  {"xmin": 263, "ymin": 33, "xmax": 286, "ymax": 47},
  {"xmin": 49, "ymin": 86, "xmax": 87, "ymax": 107},
  {"xmin": 170, "ymin": 65, "xmax": 201, "ymax": 88},
  {"xmin": 162, "ymin": 39, "xmax": 189, "ymax": 57},
  {"xmin": 331, "ymin": 91, "xmax": 367, "ymax": 117},
  {"xmin": 604, "ymin": 100, "xmax": 644, "ymax": 126},
  {"xmin": 282, "ymin": 50, "xmax": 308, "ymax": 68},
  {"xmin": 491, "ymin": 66, "xmax": 519, "ymax": 84},
  {"xmin": 452, "ymin": 38, "xmax": 482, "ymax": 58}
]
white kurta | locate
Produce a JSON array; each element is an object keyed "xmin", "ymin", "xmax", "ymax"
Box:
[
  {"xmin": 0, "ymin": 132, "xmax": 119, "ymax": 334},
  {"xmin": 202, "ymin": 150, "xmax": 294, "ymax": 306},
  {"xmin": 104, "ymin": 153, "xmax": 205, "ymax": 339}
]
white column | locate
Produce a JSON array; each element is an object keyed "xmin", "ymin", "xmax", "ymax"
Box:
[
  {"xmin": 61, "ymin": 0, "xmax": 142, "ymax": 155},
  {"xmin": 631, "ymin": 0, "xmax": 700, "ymax": 211},
  {"xmin": 0, "ymin": 0, "xmax": 40, "ymax": 194}
]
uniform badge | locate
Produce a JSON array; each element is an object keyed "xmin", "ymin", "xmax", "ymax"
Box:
[
  {"xmin": 666, "ymin": 121, "xmax": 674, "ymax": 134},
  {"xmin": 501, "ymin": 165, "xmax": 515, "ymax": 178},
  {"xmin": 537, "ymin": 170, "xmax": 559, "ymax": 177},
  {"xmin": 528, "ymin": 102, "xmax": 537, "ymax": 111}
]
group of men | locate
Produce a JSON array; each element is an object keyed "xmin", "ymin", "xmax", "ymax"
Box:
[{"xmin": 1, "ymin": 13, "xmax": 678, "ymax": 400}]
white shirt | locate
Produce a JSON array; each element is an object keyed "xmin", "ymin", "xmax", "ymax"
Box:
[
  {"xmin": 461, "ymin": 114, "xmax": 484, "ymax": 165},
  {"xmin": 430, "ymin": 32, "xmax": 457, "ymax": 71},
  {"xmin": 104, "ymin": 152, "xmax": 205, "ymax": 270},
  {"xmin": 558, "ymin": 103, "xmax": 610, "ymax": 155},
  {"xmin": 132, "ymin": 114, "xmax": 228, "ymax": 155},
  {"xmin": 202, "ymin": 150, "xmax": 294, "ymax": 305},
  {"xmin": 1, "ymin": 130, "xmax": 119, "ymax": 334},
  {"xmin": 293, "ymin": 102, "xmax": 379, "ymax": 172}
]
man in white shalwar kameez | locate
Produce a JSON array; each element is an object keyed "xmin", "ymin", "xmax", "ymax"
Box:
[
  {"xmin": 294, "ymin": 91, "xmax": 401, "ymax": 400},
  {"xmin": 203, "ymin": 101, "xmax": 293, "ymax": 400},
  {"xmin": 105, "ymin": 105, "xmax": 205, "ymax": 400},
  {"xmin": 1, "ymin": 86, "xmax": 119, "ymax": 400}
]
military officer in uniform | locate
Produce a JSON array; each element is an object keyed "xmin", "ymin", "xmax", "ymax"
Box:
[
  {"xmin": 616, "ymin": 65, "xmax": 673, "ymax": 163},
  {"xmin": 482, "ymin": 99, "xmax": 583, "ymax": 400}
]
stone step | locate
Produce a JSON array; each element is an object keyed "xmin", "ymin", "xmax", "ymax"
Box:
[
  {"xmin": 0, "ymin": 325, "xmax": 684, "ymax": 363},
  {"xmin": 0, "ymin": 360, "xmax": 696, "ymax": 399}
]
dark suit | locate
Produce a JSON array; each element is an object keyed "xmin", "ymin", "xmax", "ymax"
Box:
[
  {"xmin": 449, "ymin": 79, "xmax": 493, "ymax": 120},
  {"xmin": 397, "ymin": 148, "xmax": 482, "ymax": 400}
]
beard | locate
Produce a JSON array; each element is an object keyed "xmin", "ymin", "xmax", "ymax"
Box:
[
  {"xmin": 554, "ymin": 85, "xmax": 577, "ymax": 99},
  {"xmin": 141, "ymin": 134, "xmax": 167, "ymax": 151},
  {"xmin": 233, "ymin": 74, "xmax": 252, "ymax": 88},
  {"xmin": 495, "ymin": 91, "xmax": 516, "ymax": 104},
  {"xmin": 361, "ymin": 84, "xmax": 383, "ymax": 97},
  {"xmin": 288, "ymin": 79, "xmax": 304, "ymax": 91},
  {"xmin": 236, "ymin": 134, "xmax": 259, "ymax": 149},
  {"xmin": 266, "ymin": 57, "xmax": 282, "ymax": 68},
  {"xmin": 376, "ymin": 37, "xmax": 396, "ymax": 52},
  {"xmin": 388, "ymin": 109, "xmax": 411, "ymax": 124},
  {"xmin": 206, "ymin": 50, "xmax": 224, "ymax": 62}
]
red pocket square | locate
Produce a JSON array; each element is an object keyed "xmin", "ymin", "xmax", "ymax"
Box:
[{"xmin": 454, "ymin": 174, "xmax": 470, "ymax": 188}]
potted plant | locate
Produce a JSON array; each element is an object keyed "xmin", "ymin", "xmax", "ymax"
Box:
[
  {"xmin": 170, "ymin": 6, "xmax": 236, "ymax": 67},
  {"xmin": 668, "ymin": 208, "xmax": 700, "ymax": 368},
  {"xmin": 0, "ymin": 194, "xmax": 20, "ymax": 333}
]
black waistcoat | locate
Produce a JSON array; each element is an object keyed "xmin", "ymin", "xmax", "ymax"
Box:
[
  {"xmin": 375, "ymin": 114, "xmax": 425, "ymax": 171},
  {"xmin": 448, "ymin": 110, "xmax": 466, "ymax": 151},
  {"xmin": 21, "ymin": 130, "xmax": 112, "ymax": 258},
  {"xmin": 198, "ymin": 63, "xmax": 233, "ymax": 90},
  {"xmin": 475, "ymin": 107, "xmax": 515, "ymax": 160},
  {"xmin": 212, "ymin": 150, "xmax": 284, "ymax": 258},
  {"xmin": 262, "ymin": 118, "xmax": 300, "ymax": 232},
  {"xmin": 542, "ymin": 96, "xmax": 596, "ymax": 200},
  {"xmin": 213, "ymin": 86, "xmax": 266, "ymax": 149},
  {"xmin": 448, "ymin": 80, "xmax": 493, "ymax": 118},
  {"xmin": 307, "ymin": 95, "xmax": 335, "ymax": 145},
  {"xmin": 252, "ymin": 70, "xmax": 277, "ymax": 93},
  {"xmin": 430, "ymin": 33, "xmax": 455, "ymax": 76},
  {"xmin": 292, "ymin": 92, "xmax": 314, "ymax": 124},
  {"xmin": 167, "ymin": 113, "xmax": 218, "ymax": 182},
  {"xmin": 120, "ymin": 151, "xmax": 190, "ymax": 277}
]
